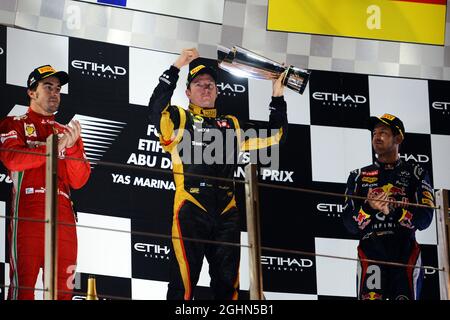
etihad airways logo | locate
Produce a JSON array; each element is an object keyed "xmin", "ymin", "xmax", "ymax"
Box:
[
  {"xmin": 134, "ymin": 242, "xmax": 170, "ymax": 260},
  {"xmin": 399, "ymin": 153, "xmax": 429, "ymax": 163},
  {"xmin": 432, "ymin": 101, "xmax": 450, "ymax": 115},
  {"xmin": 217, "ymin": 82, "xmax": 246, "ymax": 97},
  {"xmin": 71, "ymin": 60, "xmax": 127, "ymax": 79},
  {"xmin": 317, "ymin": 203, "xmax": 343, "ymax": 217},
  {"xmin": 312, "ymin": 92, "xmax": 367, "ymax": 107},
  {"xmin": 261, "ymin": 255, "xmax": 313, "ymax": 272}
]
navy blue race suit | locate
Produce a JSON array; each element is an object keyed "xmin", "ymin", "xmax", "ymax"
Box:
[{"xmin": 343, "ymin": 159, "xmax": 434, "ymax": 300}]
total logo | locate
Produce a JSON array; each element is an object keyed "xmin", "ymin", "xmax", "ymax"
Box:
[
  {"xmin": 316, "ymin": 203, "xmax": 343, "ymax": 217},
  {"xmin": 432, "ymin": 101, "xmax": 450, "ymax": 115},
  {"xmin": 399, "ymin": 153, "xmax": 429, "ymax": 163},
  {"xmin": 71, "ymin": 60, "xmax": 127, "ymax": 79},
  {"xmin": 261, "ymin": 255, "xmax": 313, "ymax": 272},
  {"xmin": 134, "ymin": 242, "xmax": 170, "ymax": 260},
  {"xmin": 312, "ymin": 92, "xmax": 367, "ymax": 107},
  {"xmin": 216, "ymin": 82, "xmax": 246, "ymax": 97}
]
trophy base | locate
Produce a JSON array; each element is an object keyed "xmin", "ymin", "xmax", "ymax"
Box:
[{"xmin": 283, "ymin": 66, "xmax": 310, "ymax": 95}]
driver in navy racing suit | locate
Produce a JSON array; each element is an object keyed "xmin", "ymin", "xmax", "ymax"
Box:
[{"xmin": 343, "ymin": 113, "xmax": 434, "ymax": 300}]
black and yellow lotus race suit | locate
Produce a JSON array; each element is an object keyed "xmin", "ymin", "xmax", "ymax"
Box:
[{"xmin": 149, "ymin": 65, "xmax": 287, "ymax": 300}]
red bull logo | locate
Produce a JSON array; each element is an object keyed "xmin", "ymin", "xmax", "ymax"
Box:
[
  {"xmin": 370, "ymin": 184, "xmax": 406, "ymax": 213},
  {"xmin": 361, "ymin": 292, "xmax": 383, "ymax": 300},
  {"xmin": 355, "ymin": 208, "xmax": 370, "ymax": 222},
  {"xmin": 370, "ymin": 187, "xmax": 384, "ymax": 195},
  {"xmin": 399, "ymin": 209, "xmax": 413, "ymax": 222},
  {"xmin": 389, "ymin": 185, "xmax": 405, "ymax": 196},
  {"xmin": 371, "ymin": 183, "xmax": 405, "ymax": 197},
  {"xmin": 354, "ymin": 208, "xmax": 371, "ymax": 229},
  {"xmin": 399, "ymin": 209, "xmax": 414, "ymax": 229}
]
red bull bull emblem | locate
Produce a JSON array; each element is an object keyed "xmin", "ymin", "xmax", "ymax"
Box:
[
  {"xmin": 399, "ymin": 209, "xmax": 414, "ymax": 229},
  {"xmin": 354, "ymin": 208, "xmax": 371, "ymax": 229},
  {"xmin": 362, "ymin": 292, "xmax": 383, "ymax": 300},
  {"xmin": 371, "ymin": 184, "xmax": 405, "ymax": 197}
]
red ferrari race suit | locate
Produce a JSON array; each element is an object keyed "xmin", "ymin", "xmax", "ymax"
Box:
[{"xmin": 0, "ymin": 108, "xmax": 91, "ymax": 300}]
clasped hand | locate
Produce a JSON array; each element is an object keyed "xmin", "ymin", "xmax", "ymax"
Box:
[{"xmin": 58, "ymin": 120, "xmax": 81, "ymax": 154}]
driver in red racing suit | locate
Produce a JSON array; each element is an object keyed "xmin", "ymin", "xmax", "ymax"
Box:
[{"xmin": 0, "ymin": 65, "xmax": 91, "ymax": 299}]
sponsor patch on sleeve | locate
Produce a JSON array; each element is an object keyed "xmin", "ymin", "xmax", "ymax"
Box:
[
  {"xmin": 354, "ymin": 208, "xmax": 371, "ymax": 229},
  {"xmin": 421, "ymin": 198, "xmax": 434, "ymax": 207},
  {"xmin": 422, "ymin": 191, "xmax": 434, "ymax": 200},
  {"xmin": 0, "ymin": 130, "xmax": 18, "ymax": 143}
]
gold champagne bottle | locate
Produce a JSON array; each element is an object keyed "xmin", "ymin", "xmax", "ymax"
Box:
[{"xmin": 86, "ymin": 275, "xmax": 99, "ymax": 300}]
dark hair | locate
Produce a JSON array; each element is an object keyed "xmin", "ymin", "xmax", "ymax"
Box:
[{"xmin": 27, "ymin": 83, "xmax": 38, "ymax": 103}]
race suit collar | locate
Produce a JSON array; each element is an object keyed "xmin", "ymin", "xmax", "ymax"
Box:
[
  {"xmin": 26, "ymin": 107, "xmax": 55, "ymax": 121},
  {"xmin": 374, "ymin": 158, "xmax": 402, "ymax": 170},
  {"xmin": 188, "ymin": 103, "xmax": 217, "ymax": 118}
]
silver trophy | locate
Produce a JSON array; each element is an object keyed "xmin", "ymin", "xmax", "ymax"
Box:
[{"xmin": 217, "ymin": 45, "xmax": 310, "ymax": 94}]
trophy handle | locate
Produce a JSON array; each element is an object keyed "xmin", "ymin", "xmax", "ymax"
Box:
[{"xmin": 217, "ymin": 45, "xmax": 232, "ymax": 62}]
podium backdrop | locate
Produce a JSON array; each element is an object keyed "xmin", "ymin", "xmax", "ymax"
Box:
[{"xmin": 1, "ymin": 25, "xmax": 449, "ymax": 300}]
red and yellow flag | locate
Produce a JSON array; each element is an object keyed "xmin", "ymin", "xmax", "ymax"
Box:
[{"xmin": 268, "ymin": 0, "xmax": 446, "ymax": 45}]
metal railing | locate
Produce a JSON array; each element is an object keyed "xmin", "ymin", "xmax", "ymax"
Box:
[{"xmin": 0, "ymin": 136, "xmax": 448, "ymax": 300}]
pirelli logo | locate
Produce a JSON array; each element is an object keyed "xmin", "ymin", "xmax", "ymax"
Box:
[
  {"xmin": 190, "ymin": 65, "xmax": 205, "ymax": 76},
  {"xmin": 381, "ymin": 113, "xmax": 396, "ymax": 121},
  {"xmin": 37, "ymin": 66, "xmax": 55, "ymax": 74}
]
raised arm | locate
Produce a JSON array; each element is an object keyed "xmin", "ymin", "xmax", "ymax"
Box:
[
  {"xmin": 237, "ymin": 72, "xmax": 288, "ymax": 151},
  {"xmin": 148, "ymin": 48, "xmax": 199, "ymax": 131}
]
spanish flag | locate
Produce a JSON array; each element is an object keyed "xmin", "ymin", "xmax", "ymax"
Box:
[{"xmin": 268, "ymin": 0, "xmax": 446, "ymax": 45}]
